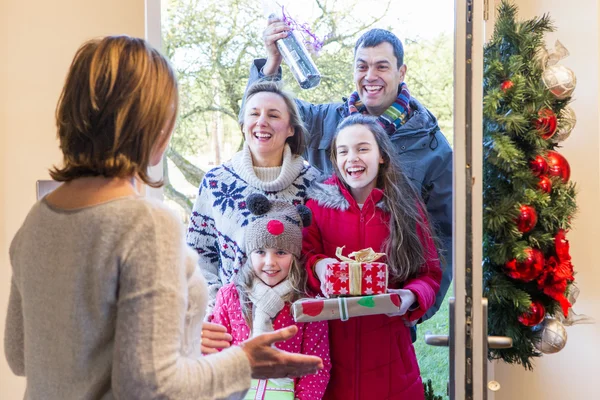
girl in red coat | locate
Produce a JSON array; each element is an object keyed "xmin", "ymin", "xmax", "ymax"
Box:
[
  {"xmin": 302, "ymin": 114, "xmax": 442, "ymax": 400},
  {"xmin": 211, "ymin": 194, "xmax": 331, "ymax": 399}
]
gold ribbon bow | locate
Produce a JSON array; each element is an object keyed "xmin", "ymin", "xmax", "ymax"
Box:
[{"xmin": 335, "ymin": 246, "xmax": 386, "ymax": 295}]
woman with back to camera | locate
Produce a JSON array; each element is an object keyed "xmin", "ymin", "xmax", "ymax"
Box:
[{"xmin": 4, "ymin": 35, "xmax": 322, "ymax": 400}]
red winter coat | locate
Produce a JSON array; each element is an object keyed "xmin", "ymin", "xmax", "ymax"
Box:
[{"xmin": 302, "ymin": 176, "xmax": 442, "ymax": 400}]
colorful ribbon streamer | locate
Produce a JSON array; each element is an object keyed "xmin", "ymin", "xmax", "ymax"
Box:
[{"xmin": 281, "ymin": 5, "xmax": 329, "ymax": 55}]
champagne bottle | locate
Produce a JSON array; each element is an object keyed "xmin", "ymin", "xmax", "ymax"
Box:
[{"xmin": 271, "ymin": 14, "xmax": 321, "ymax": 89}]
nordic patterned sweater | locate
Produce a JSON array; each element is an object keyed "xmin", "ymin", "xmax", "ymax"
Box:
[
  {"xmin": 186, "ymin": 144, "xmax": 322, "ymax": 313},
  {"xmin": 5, "ymin": 196, "xmax": 251, "ymax": 400}
]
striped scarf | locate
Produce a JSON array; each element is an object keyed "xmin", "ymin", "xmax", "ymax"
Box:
[{"xmin": 346, "ymin": 82, "xmax": 411, "ymax": 135}]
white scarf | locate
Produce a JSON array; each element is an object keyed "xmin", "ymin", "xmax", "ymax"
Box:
[
  {"xmin": 248, "ymin": 278, "xmax": 294, "ymax": 338},
  {"xmin": 231, "ymin": 144, "xmax": 306, "ymax": 192}
]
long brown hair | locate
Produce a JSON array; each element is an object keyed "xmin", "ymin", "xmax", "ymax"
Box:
[
  {"xmin": 234, "ymin": 254, "xmax": 307, "ymax": 330},
  {"xmin": 331, "ymin": 114, "xmax": 437, "ymax": 283},
  {"xmin": 50, "ymin": 35, "xmax": 178, "ymax": 187},
  {"xmin": 239, "ymin": 79, "xmax": 306, "ymax": 156}
]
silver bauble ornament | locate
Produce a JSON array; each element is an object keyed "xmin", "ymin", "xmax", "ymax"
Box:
[
  {"xmin": 535, "ymin": 318, "xmax": 567, "ymax": 354},
  {"xmin": 542, "ymin": 65, "xmax": 577, "ymax": 100},
  {"xmin": 552, "ymin": 106, "xmax": 577, "ymax": 143}
]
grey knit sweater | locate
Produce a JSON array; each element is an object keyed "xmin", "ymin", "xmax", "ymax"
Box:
[{"xmin": 4, "ymin": 196, "xmax": 251, "ymax": 399}]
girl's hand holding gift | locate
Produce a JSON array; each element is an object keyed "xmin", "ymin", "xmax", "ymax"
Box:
[
  {"xmin": 314, "ymin": 257, "xmax": 338, "ymax": 297},
  {"xmin": 385, "ymin": 288, "xmax": 417, "ymax": 318}
]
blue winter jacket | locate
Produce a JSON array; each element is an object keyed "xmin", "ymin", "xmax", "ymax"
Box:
[{"xmin": 243, "ymin": 58, "xmax": 453, "ymax": 321}]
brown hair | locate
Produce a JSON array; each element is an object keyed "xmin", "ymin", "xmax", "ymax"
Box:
[
  {"xmin": 331, "ymin": 114, "xmax": 438, "ymax": 283},
  {"xmin": 50, "ymin": 35, "xmax": 178, "ymax": 187},
  {"xmin": 239, "ymin": 79, "xmax": 306, "ymax": 156}
]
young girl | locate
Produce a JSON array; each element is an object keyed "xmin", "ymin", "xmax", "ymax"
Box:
[
  {"xmin": 302, "ymin": 114, "xmax": 442, "ymax": 400},
  {"xmin": 211, "ymin": 193, "xmax": 331, "ymax": 400}
]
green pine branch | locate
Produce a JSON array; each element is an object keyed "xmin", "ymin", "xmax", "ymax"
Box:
[{"xmin": 482, "ymin": 1, "xmax": 577, "ymax": 368}]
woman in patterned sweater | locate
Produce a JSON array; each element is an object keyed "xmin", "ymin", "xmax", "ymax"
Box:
[{"xmin": 186, "ymin": 80, "xmax": 321, "ymax": 319}]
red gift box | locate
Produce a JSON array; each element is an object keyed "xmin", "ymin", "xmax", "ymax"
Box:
[{"xmin": 325, "ymin": 247, "xmax": 388, "ymax": 296}]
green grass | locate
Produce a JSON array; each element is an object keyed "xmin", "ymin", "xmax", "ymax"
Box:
[{"xmin": 414, "ymin": 287, "xmax": 453, "ymax": 399}]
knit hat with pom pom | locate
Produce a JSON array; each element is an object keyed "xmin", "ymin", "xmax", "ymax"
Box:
[{"xmin": 244, "ymin": 193, "xmax": 312, "ymax": 257}]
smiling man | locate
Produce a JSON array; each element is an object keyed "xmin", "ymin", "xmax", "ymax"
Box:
[
  {"xmin": 353, "ymin": 40, "xmax": 408, "ymax": 117},
  {"xmin": 242, "ymin": 27, "xmax": 452, "ymax": 327}
]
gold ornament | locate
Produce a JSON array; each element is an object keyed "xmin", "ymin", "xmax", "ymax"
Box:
[
  {"xmin": 535, "ymin": 41, "xmax": 569, "ymax": 70},
  {"xmin": 556, "ymin": 283, "xmax": 595, "ymax": 326},
  {"xmin": 534, "ymin": 318, "xmax": 567, "ymax": 354},
  {"xmin": 542, "ymin": 65, "xmax": 577, "ymax": 99},
  {"xmin": 552, "ymin": 106, "xmax": 577, "ymax": 143},
  {"xmin": 534, "ymin": 46, "xmax": 549, "ymax": 69},
  {"xmin": 546, "ymin": 40, "xmax": 570, "ymax": 67}
]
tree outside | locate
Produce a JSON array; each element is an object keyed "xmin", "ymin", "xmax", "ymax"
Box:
[{"xmin": 161, "ymin": 0, "xmax": 453, "ymax": 219}]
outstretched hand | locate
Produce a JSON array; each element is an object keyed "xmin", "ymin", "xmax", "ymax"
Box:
[{"xmin": 240, "ymin": 326, "xmax": 323, "ymax": 379}]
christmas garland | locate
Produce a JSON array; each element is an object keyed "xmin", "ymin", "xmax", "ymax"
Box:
[{"xmin": 483, "ymin": 1, "xmax": 580, "ymax": 368}]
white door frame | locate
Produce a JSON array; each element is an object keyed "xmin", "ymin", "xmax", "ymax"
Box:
[{"xmin": 452, "ymin": 0, "xmax": 485, "ymax": 399}]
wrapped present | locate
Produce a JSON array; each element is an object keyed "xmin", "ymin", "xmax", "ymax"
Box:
[
  {"xmin": 325, "ymin": 246, "xmax": 388, "ymax": 296},
  {"xmin": 291, "ymin": 293, "xmax": 401, "ymax": 323},
  {"xmin": 244, "ymin": 378, "xmax": 295, "ymax": 400}
]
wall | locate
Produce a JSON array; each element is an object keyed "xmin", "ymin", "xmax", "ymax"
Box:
[
  {"xmin": 493, "ymin": 1, "xmax": 600, "ymax": 399},
  {"xmin": 1, "ymin": 1, "xmax": 598, "ymax": 399},
  {"xmin": 0, "ymin": 0, "xmax": 145, "ymax": 397}
]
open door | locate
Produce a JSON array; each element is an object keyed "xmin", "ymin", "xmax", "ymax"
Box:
[{"xmin": 425, "ymin": 1, "xmax": 511, "ymax": 399}]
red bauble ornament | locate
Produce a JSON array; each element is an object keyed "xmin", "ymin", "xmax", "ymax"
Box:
[
  {"xmin": 504, "ymin": 248, "xmax": 545, "ymax": 282},
  {"xmin": 530, "ymin": 155, "xmax": 549, "ymax": 177},
  {"xmin": 538, "ymin": 176, "xmax": 552, "ymax": 193},
  {"xmin": 535, "ymin": 108, "xmax": 558, "ymax": 139},
  {"xmin": 518, "ymin": 300, "xmax": 546, "ymax": 327},
  {"xmin": 546, "ymin": 150, "xmax": 571, "ymax": 183},
  {"xmin": 516, "ymin": 205, "xmax": 538, "ymax": 233},
  {"xmin": 501, "ymin": 80, "xmax": 514, "ymax": 92},
  {"xmin": 555, "ymin": 229, "xmax": 570, "ymax": 261}
]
